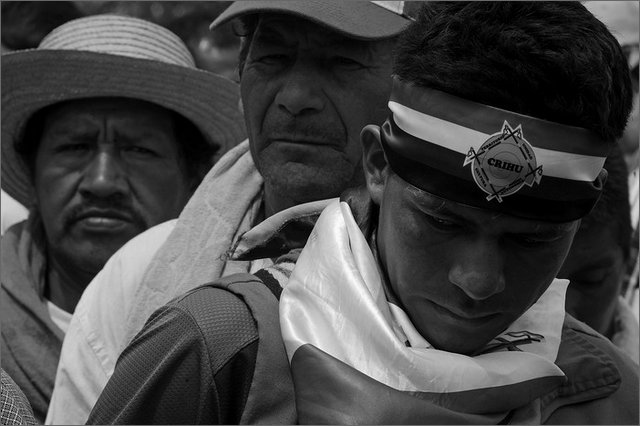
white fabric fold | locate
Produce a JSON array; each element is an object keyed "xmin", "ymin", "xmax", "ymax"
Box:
[
  {"xmin": 124, "ymin": 139, "xmax": 265, "ymax": 345},
  {"xmin": 281, "ymin": 199, "xmax": 568, "ymax": 394}
]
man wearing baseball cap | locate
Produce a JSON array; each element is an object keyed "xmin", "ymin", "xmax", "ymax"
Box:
[
  {"xmin": 89, "ymin": 2, "xmax": 637, "ymax": 424},
  {"xmin": 0, "ymin": 14, "xmax": 245, "ymax": 422},
  {"xmin": 47, "ymin": 2, "xmax": 416, "ymax": 424}
]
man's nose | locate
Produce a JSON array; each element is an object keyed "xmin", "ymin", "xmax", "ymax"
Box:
[
  {"xmin": 448, "ymin": 239, "xmax": 506, "ymax": 300},
  {"xmin": 275, "ymin": 62, "xmax": 325, "ymax": 116},
  {"xmin": 78, "ymin": 148, "xmax": 127, "ymax": 199}
]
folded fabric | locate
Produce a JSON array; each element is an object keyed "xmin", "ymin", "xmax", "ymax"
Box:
[
  {"xmin": 281, "ymin": 200, "xmax": 568, "ymax": 423},
  {"xmin": 124, "ymin": 139, "xmax": 265, "ymax": 347}
]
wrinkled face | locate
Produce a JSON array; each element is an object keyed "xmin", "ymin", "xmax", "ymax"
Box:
[
  {"xmin": 33, "ymin": 98, "xmax": 194, "ymax": 277},
  {"xmin": 559, "ymin": 222, "xmax": 625, "ymax": 336},
  {"xmin": 374, "ymin": 175, "xmax": 578, "ymax": 355},
  {"xmin": 240, "ymin": 14, "xmax": 394, "ymax": 213}
]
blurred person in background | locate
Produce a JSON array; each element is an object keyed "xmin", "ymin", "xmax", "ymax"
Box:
[
  {"xmin": 585, "ymin": 1, "xmax": 639, "ymax": 175},
  {"xmin": 71, "ymin": 1, "xmax": 241, "ymax": 79},
  {"xmin": 1, "ymin": 14, "xmax": 244, "ymax": 422},
  {"xmin": 164, "ymin": 2, "xmax": 240, "ymax": 80},
  {"xmin": 559, "ymin": 145, "xmax": 639, "ymax": 363},
  {"xmin": 1, "ymin": 1, "xmax": 82, "ymax": 51},
  {"xmin": 585, "ymin": 1, "xmax": 640, "ymax": 322}
]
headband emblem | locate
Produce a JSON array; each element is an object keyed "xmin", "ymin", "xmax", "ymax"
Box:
[{"xmin": 463, "ymin": 121, "xmax": 543, "ymax": 202}]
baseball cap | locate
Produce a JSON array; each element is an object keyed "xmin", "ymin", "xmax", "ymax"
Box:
[{"xmin": 210, "ymin": 1, "xmax": 418, "ymax": 40}]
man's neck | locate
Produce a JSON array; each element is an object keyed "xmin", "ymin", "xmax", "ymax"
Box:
[
  {"xmin": 263, "ymin": 183, "xmax": 299, "ymax": 218},
  {"xmin": 45, "ymin": 254, "xmax": 93, "ymax": 314}
]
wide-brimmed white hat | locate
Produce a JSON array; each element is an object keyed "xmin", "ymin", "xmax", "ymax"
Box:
[{"xmin": 2, "ymin": 14, "xmax": 246, "ymax": 207}]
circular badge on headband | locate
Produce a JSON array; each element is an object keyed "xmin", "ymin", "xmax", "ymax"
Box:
[{"xmin": 463, "ymin": 121, "xmax": 543, "ymax": 202}]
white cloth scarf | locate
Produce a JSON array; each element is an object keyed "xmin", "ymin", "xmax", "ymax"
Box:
[
  {"xmin": 124, "ymin": 139, "xmax": 267, "ymax": 345},
  {"xmin": 281, "ymin": 200, "xmax": 568, "ymax": 415}
]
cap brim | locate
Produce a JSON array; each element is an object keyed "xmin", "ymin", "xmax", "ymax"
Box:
[
  {"xmin": 1, "ymin": 49, "xmax": 246, "ymax": 207},
  {"xmin": 211, "ymin": 0, "xmax": 411, "ymax": 40}
]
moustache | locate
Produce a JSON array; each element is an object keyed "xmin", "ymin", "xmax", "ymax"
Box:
[
  {"xmin": 63, "ymin": 196, "xmax": 147, "ymax": 232},
  {"xmin": 262, "ymin": 115, "xmax": 345, "ymax": 145}
]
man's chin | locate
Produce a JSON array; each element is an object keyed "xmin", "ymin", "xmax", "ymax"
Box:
[
  {"xmin": 263, "ymin": 164, "xmax": 355, "ymax": 201},
  {"xmin": 63, "ymin": 233, "xmax": 139, "ymax": 269},
  {"xmin": 418, "ymin": 312, "xmax": 509, "ymax": 355},
  {"xmin": 427, "ymin": 331, "xmax": 499, "ymax": 356}
]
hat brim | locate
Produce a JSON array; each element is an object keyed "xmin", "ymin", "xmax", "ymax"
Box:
[
  {"xmin": 1, "ymin": 49, "xmax": 246, "ymax": 207},
  {"xmin": 211, "ymin": 0, "xmax": 411, "ymax": 40}
]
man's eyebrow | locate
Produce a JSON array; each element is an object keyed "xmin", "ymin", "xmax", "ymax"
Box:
[
  {"xmin": 324, "ymin": 37, "xmax": 364, "ymax": 49},
  {"xmin": 518, "ymin": 226, "xmax": 572, "ymax": 238},
  {"xmin": 46, "ymin": 118, "xmax": 97, "ymax": 138},
  {"xmin": 409, "ymin": 193, "xmax": 468, "ymax": 221},
  {"xmin": 429, "ymin": 204, "xmax": 474, "ymax": 224},
  {"xmin": 578, "ymin": 257, "xmax": 619, "ymax": 271},
  {"xmin": 409, "ymin": 190, "xmax": 576, "ymax": 236},
  {"xmin": 254, "ymin": 27, "xmax": 292, "ymax": 47},
  {"xmin": 114, "ymin": 128, "xmax": 168, "ymax": 142}
]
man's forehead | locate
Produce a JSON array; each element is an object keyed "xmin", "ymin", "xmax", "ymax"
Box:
[
  {"xmin": 45, "ymin": 98, "xmax": 170, "ymax": 119},
  {"xmin": 402, "ymin": 178, "xmax": 577, "ymax": 232}
]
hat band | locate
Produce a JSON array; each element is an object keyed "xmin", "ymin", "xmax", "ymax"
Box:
[
  {"xmin": 381, "ymin": 120, "xmax": 605, "ymax": 222},
  {"xmin": 382, "ymin": 79, "xmax": 609, "ymax": 221},
  {"xmin": 389, "ymin": 101, "xmax": 606, "ymax": 182}
]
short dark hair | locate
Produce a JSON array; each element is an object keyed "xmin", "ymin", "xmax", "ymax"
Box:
[
  {"xmin": 16, "ymin": 99, "xmax": 216, "ymax": 184},
  {"xmin": 394, "ymin": 2, "xmax": 633, "ymax": 144},
  {"xmin": 581, "ymin": 144, "xmax": 632, "ymax": 260}
]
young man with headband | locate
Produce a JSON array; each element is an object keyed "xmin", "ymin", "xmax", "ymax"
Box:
[{"xmin": 89, "ymin": 3, "xmax": 638, "ymax": 423}]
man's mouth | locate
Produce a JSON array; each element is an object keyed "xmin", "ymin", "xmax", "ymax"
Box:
[
  {"xmin": 73, "ymin": 209, "xmax": 134, "ymax": 232},
  {"xmin": 267, "ymin": 135, "xmax": 340, "ymax": 148},
  {"xmin": 428, "ymin": 299, "xmax": 500, "ymax": 324}
]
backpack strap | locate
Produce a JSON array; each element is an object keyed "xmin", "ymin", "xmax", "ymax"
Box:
[
  {"xmin": 253, "ymin": 269, "xmax": 283, "ymax": 300},
  {"xmin": 214, "ymin": 273, "xmax": 297, "ymax": 424}
]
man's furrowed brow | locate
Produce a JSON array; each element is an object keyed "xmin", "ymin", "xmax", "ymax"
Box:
[
  {"xmin": 527, "ymin": 221, "xmax": 577, "ymax": 237},
  {"xmin": 254, "ymin": 25, "xmax": 294, "ymax": 47},
  {"xmin": 405, "ymin": 184, "xmax": 449, "ymax": 211},
  {"xmin": 324, "ymin": 37, "xmax": 375, "ymax": 55},
  {"xmin": 114, "ymin": 128, "xmax": 167, "ymax": 143},
  {"xmin": 45, "ymin": 116, "xmax": 97, "ymax": 137}
]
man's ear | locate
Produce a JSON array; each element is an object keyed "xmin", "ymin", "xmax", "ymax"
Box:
[{"xmin": 361, "ymin": 125, "xmax": 390, "ymax": 206}]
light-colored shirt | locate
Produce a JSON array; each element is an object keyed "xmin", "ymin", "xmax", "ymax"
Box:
[
  {"xmin": 45, "ymin": 220, "xmax": 177, "ymax": 425},
  {"xmin": 46, "ymin": 302, "xmax": 72, "ymax": 335},
  {"xmin": 1, "ymin": 191, "xmax": 28, "ymax": 235}
]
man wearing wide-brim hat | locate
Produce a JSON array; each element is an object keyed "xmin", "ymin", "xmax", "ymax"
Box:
[
  {"xmin": 0, "ymin": 14, "xmax": 245, "ymax": 422},
  {"xmin": 48, "ymin": 2, "xmax": 418, "ymax": 424}
]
